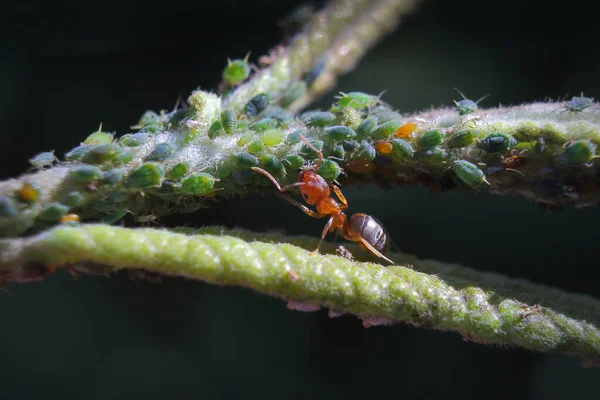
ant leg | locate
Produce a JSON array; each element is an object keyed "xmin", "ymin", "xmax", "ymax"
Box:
[
  {"xmin": 275, "ymin": 192, "xmax": 324, "ymax": 219},
  {"xmin": 330, "ymin": 185, "xmax": 348, "ymax": 210},
  {"xmin": 298, "ymin": 134, "xmax": 323, "ymax": 171},
  {"xmin": 251, "ymin": 167, "xmax": 304, "ymax": 192},
  {"xmin": 310, "ymin": 217, "xmax": 334, "ymax": 256},
  {"xmin": 357, "ymin": 237, "xmax": 394, "ymax": 265}
]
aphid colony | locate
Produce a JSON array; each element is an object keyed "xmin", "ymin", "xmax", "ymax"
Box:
[{"xmin": 3, "ymin": 75, "xmax": 598, "ymax": 242}]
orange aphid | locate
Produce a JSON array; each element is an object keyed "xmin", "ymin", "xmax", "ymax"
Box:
[
  {"xmin": 375, "ymin": 141, "xmax": 393, "ymax": 154},
  {"xmin": 344, "ymin": 160, "xmax": 376, "ymax": 174},
  {"xmin": 395, "ymin": 121, "xmax": 417, "ymax": 138},
  {"xmin": 47, "ymin": 265, "xmax": 57, "ymax": 274},
  {"xmin": 17, "ymin": 182, "xmax": 39, "ymax": 203},
  {"xmin": 60, "ymin": 213, "xmax": 80, "ymax": 223}
]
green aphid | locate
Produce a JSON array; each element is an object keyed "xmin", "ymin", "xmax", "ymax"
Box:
[
  {"xmin": 391, "ymin": 138, "xmax": 414, "ymax": 161},
  {"xmin": 37, "ymin": 202, "xmax": 70, "ymax": 222},
  {"xmin": 282, "ymin": 154, "xmax": 306, "ymax": 170},
  {"xmin": 158, "ymin": 180, "xmax": 183, "ymax": 194},
  {"xmin": 260, "ymin": 154, "xmax": 286, "ymax": 177},
  {"xmin": 29, "ymin": 151, "xmax": 58, "ymax": 168},
  {"xmin": 335, "ymin": 91, "xmax": 378, "ymax": 110},
  {"xmin": 119, "ymin": 132, "xmax": 149, "ymax": 147},
  {"xmin": 236, "ymin": 119, "xmax": 249, "ymax": 131},
  {"xmin": 331, "ymin": 144, "xmax": 345, "ymax": 160},
  {"xmin": 340, "ymin": 107, "xmax": 362, "ymax": 130},
  {"xmin": 555, "ymin": 93, "xmax": 595, "ymax": 113},
  {"xmin": 115, "ymin": 148, "xmax": 134, "ymax": 165},
  {"xmin": 84, "ymin": 127, "xmax": 114, "ymax": 145},
  {"xmin": 134, "ymin": 111, "xmax": 164, "ymax": 133},
  {"xmin": 356, "ymin": 117, "xmax": 378, "ymax": 139},
  {"xmin": 72, "ymin": 165, "xmax": 104, "ymax": 183},
  {"xmin": 237, "ymin": 131, "xmax": 255, "ymax": 146},
  {"xmin": 214, "ymin": 159, "xmax": 236, "ymax": 179},
  {"xmin": 453, "ymin": 88, "xmax": 489, "ymax": 116},
  {"xmin": 0, "ymin": 196, "xmax": 18, "ymax": 218},
  {"xmin": 222, "ymin": 55, "xmax": 251, "ymax": 86},
  {"xmin": 232, "ymin": 152, "xmax": 260, "ymax": 168},
  {"xmin": 208, "ymin": 120, "xmax": 224, "ymax": 139},
  {"xmin": 301, "ymin": 139, "xmax": 324, "ymax": 158},
  {"xmin": 247, "ymin": 140, "xmax": 264, "ymax": 154},
  {"xmin": 251, "ymin": 118, "xmax": 278, "ymax": 133},
  {"xmin": 63, "ymin": 191, "xmax": 84, "ymax": 208},
  {"xmin": 418, "ymin": 130, "xmax": 446, "ymax": 150},
  {"xmin": 145, "ymin": 143, "xmax": 175, "ymax": 162},
  {"xmin": 415, "ymin": 148, "xmax": 449, "ymax": 165},
  {"xmin": 126, "ymin": 163, "xmax": 164, "ymax": 189},
  {"xmin": 317, "ymin": 159, "xmax": 341, "ymax": 182},
  {"xmin": 102, "ymin": 210, "xmax": 128, "ymax": 225},
  {"xmin": 559, "ymin": 140, "xmax": 597, "ymax": 165},
  {"xmin": 280, "ymin": 81, "xmax": 307, "ymax": 108},
  {"xmin": 81, "ymin": 143, "xmax": 121, "ymax": 165},
  {"xmin": 372, "ymin": 109, "xmax": 400, "ymax": 124},
  {"xmin": 324, "ymin": 125, "xmax": 357, "ymax": 140},
  {"xmin": 261, "ymin": 129, "xmax": 285, "ymax": 146},
  {"xmin": 345, "ymin": 140, "xmax": 376, "ymax": 161},
  {"xmin": 301, "ymin": 111, "xmax": 337, "ymax": 127},
  {"xmin": 245, "ymin": 93, "xmax": 270, "ymax": 119},
  {"xmin": 64, "ymin": 145, "xmax": 91, "ymax": 161},
  {"xmin": 169, "ymin": 162, "xmax": 190, "ymax": 179},
  {"xmin": 452, "ymin": 160, "xmax": 490, "ymax": 190},
  {"xmin": 260, "ymin": 107, "xmax": 293, "ymax": 128},
  {"xmin": 476, "ymin": 133, "xmax": 517, "ymax": 153},
  {"xmin": 167, "ymin": 108, "xmax": 194, "ymax": 128},
  {"xmin": 103, "ymin": 168, "xmax": 127, "ymax": 185},
  {"xmin": 181, "ymin": 173, "xmax": 217, "ymax": 195},
  {"xmin": 446, "ymin": 129, "xmax": 479, "ymax": 148},
  {"xmin": 372, "ymin": 120, "xmax": 402, "ymax": 140},
  {"xmin": 284, "ymin": 128, "xmax": 307, "ymax": 145},
  {"xmin": 221, "ymin": 110, "xmax": 237, "ymax": 133}
]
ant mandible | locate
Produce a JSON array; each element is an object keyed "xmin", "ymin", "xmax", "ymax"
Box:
[{"xmin": 251, "ymin": 134, "xmax": 393, "ymax": 264}]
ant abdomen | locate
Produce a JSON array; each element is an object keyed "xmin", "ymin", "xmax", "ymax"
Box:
[{"xmin": 347, "ymin": 213, "xmax": 390, "ymax": 254}]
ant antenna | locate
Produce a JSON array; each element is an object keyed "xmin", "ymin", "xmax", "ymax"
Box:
[{"xmin": 298, "ymin": 133, "xmax": 323, "ymax": 171}]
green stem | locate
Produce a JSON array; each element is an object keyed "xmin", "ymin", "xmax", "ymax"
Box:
[{"xmin": 1, "ymin": 224, "xmax": 599, "ymax": 362}]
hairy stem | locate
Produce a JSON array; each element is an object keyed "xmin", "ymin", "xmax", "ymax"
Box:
[{"xmin": 1, "ymin": 224, "xmax": 599, "ymax": 362}]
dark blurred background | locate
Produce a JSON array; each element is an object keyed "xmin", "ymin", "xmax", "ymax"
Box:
[{"xmin": 1, "ymin": 0, "xmax": 600, "ymax": 398}]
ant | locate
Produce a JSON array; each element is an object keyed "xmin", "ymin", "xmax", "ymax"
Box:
[{"xmin": 251, "ymin": 135, "xmax": 393, "ymax": 264}]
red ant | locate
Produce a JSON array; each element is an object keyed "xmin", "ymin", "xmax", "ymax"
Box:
[{"xmin": 251, "ymin": 135, "xmax": 393, "ymax": 264}]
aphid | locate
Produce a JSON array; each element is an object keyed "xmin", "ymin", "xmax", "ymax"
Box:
[
  {"xmin": 37, "ymin": 202, "xmax": 70, "ymax": 222},
  {"xmin": 417, "ymin": 130, "xmax": 445, "ymax": 150},
  {"xmin": 451, "ymin": 160, "xmax": 490, "ymax": 190},
  {"xmin": 395, "ymin": 122, "xmax": 417, "ymax": 138},
  {"xmin": 207, "ymin": 120, "xmax": 224, "ymax": 139},
  {"xmin": 259, "ymin": 154, "xmax": 286, "ymax": 177},
  {"xmin": 247, "ymin": 140, "xmax": 264, "ymax": 154},
  {"xmin": 71, "ymin": 165, "xmax": 105, "ymax": 183},
  {"xmin": 317, "ymin": 159, "xmax": 341, "ymax": 182},
  {"xmin": 251, "ymin": 135, "xmax": 393, "ymax": 264},
  {"xmin": 301, "ymin": 111, "xmax": 337, "ymax": 127},
  {"xmin": 259, "ymin": 107, "xmax": 293, "ymax": 127},
  {"xmin": 391, "ymin": 138, "xmax": 414, "ymax": 161},
  {"xmin": 446, "ymin": 129, "xmax": 479, "ymax": 148},
  {"xmin": 29, "ymin": 151, "xmax": 59, "ymax": 169},
  {"xmin": 232, "ymin": 152, "xmax": 260, "ymax": 168},
  {"xmin": 356, "ymin": 117, "xmax": 378, "ymax": 139},
  {"xmin": 63, "ymin": 191, "xmax": 84, "ymax": 208},
  {"xmin": 181, "ymin": 173, "xmax": 217, "ymax": 195},
  {"xmin": 245, "ymin": 93, "xmax": 270, "ymax": 119},
  {"xmin": 132, "ymin": 111, "xmax": 164, "ymax": 133},
  {"xmin": 415, "ymin": 147, "xmax": 449, "ymax": 165},
  {"xmin": 60, "ymin": 213, "xmax": 80, "ymax": 224},
  {"xmin": 134, "ymin": 214, "xmax": 159, "ymax": 226},
  {"xmin": 222, "ymin": 53, "xmax": 251, "ymax": 86},
  {"xmin": 324, "ymin": 125, "xmax": 357, "ymax": 140},
  {"xmin": 81, "ymin": 143, "xmax": 121, "ymax": 165},
  {"xmin": 558, "ymin": 140, "xmax": 597, "ymax": 165},
  {"xmin": 0, "ymin": 196, "xmax": 18, "ymax": 217},
  {"xmin": 158, "ymin": 180, "xmax": 183, "ymax": 194},
  {"xmin": 374, "ymin": 141, "xmax": 393, "ymax": 154},
  {"xmin": 344, "ymin": 140, "xmax": 376, "ymax": 162},
  {"xmin": 103, "ymin": 168, "xmax": 127, "ymax": 185},
  {"xmin": 334, "ymin": 91, "xmax": 378, "ymax": 110},
  {"xmin": 300, "ymin": 139, "xmax": 324, "ymax": 158},
  {"xmin": 84, "ymin": 124, "xmax": 114, "ymax": 145},
  {"xmin": 453, "ymin": 88, "xmax": 489, "ymax": 116},
  {"xmin": 64, "ymin": 144, "xmax": 92, "ymax": 161},
  {"xmin": 145, "ymin": 143, "xmax": 175, "ymax": 162},
  {"xmin": 261, "ymin": 129, "xmax": 285, "ymax": 146},
  {"xmin": 340, "ymin": 107, "xmax": 362, "ymax": 130},
  {"xmin": 553, "ymin": 92, "xmax": 595, "ymax": 113},
  {"xmin": 119, "ymin": 132, "xmax": 149, "ymax": 147},
  {"xmin": 251, "ymin": 118, "xmax": 278, "ymax": 132},
  {"xmin": 282, "ymin": 154, "xmax": 306, "ymax": 170},
  {"xmin": 168, "ymin": 162, "xmax": 190, "ymax": 180},
  {"xmin": 220, "ymin": 110, "xmax": 237, "ymax": 133},
  {"xmin": 330, "ymin": 144, "xmax": 346, "ymax": 160},
  {"xmin": 126, "ymin": 163, "xmax": 165, "ymax": 189},
  {"xmin": 16, "ymin": 182, "xmax": 40, "ymax": 204},
  {"xmin": 372, "ymin": 120, "xmax": 403, "ymax": 140},
  {"xmin": 237, "ymin": 131, "xmax": 255, "ymax": 146},
  {"xmin": 476, "ymin": 133, "xmax": 517, "ymax": 153}
]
